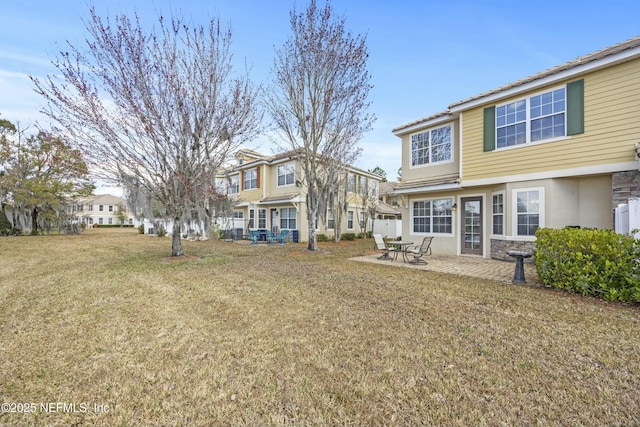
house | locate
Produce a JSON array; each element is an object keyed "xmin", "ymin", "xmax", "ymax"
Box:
[
  {"xmin": 393, "ymin": 36, "xmax": 640, "ymax": 260},
  {"xmin": 216, "ymin": 149, "xmax": 383, "ymax": 242},
  {"xmin": 377, "ymin": 181, "xmax": 403, "ymax": 219},
  {"xmin": 72, "ymin": 194, "xmax": 135, "ymax": 227}
]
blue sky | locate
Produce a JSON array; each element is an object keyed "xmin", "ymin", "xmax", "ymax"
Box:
[{"xmin": 1, "ymin": 0, "xmax": 639, "ymax": 184}]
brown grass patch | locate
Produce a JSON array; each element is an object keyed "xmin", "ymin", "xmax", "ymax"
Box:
[{"xmin": 0, "ymin": 228, "xmax": 639, "ymax": 426}]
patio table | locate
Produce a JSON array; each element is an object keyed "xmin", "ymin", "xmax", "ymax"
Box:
[{"xmin": 386, "ymin": 241, "xmax": 413, "ymax": 263}]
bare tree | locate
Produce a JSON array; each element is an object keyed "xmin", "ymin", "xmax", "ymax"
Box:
[
  {"xmin": 32, "ymin": 7, "xmax": 262, "ymax": 256},
  {"xmin": 356, "ymin": 175, "xmax": 378, "ymax": 238},
  {"xmin": 265, "ymin": 0, "xmax": 375, "ymax": 251},
  {"xmin": 329, "ymin": 168, "xmax": 349, "ymax": 242}
]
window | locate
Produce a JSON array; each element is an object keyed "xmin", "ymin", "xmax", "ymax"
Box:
[
  {"xmin": 492, "ymin": 193, "xmax": 504, "ymax": 235},
  {"xmin": 496, "ymin": 100, "xmax": 527, "ymax": 148},
  {"xmin": 530, "ymin": 89, "xmax": 566, "ymax": 142},
  {"xmin": 327, "ymin": 209, "xmax": 334, "ymax": 229},
  {"xmin": 359, "ymin": 212, "xmax": 365, "ymax": 229},
  {"xmin": 496, "ymin": 87, "xmax": 566, "ymax": 149},
  {"xmin": 280, "ymin": 208, "xmax": 296, "ymax": 230},
  {"xmin": 76, "ymin": 204, "xmax": 83, "ymax": 212},
  {"xmin": 99, "ymin": 205, "xmax": 104, "ymax": 211},
  {"xmin": 412, "ymin": 199, "xmax": 453, "ymax": 234},
  {"xmin": 227, "ymin": 175, "xmax": 239, "ymax": 194},
  {"xmin": 108, "ymin": 218, "xmax": 113, "ymax": 225},
  {"xmin": 258, "ymin": 209, "xmax": 266, "ymax": 229},
  {"xmin": 515, "ymin": 189, "xmax": 542, "ymax": 236},
  {"xmin": 233, "ymin": 210, "xmax": 243, "ymax": 219},
  {"xmin": 109, "ymin": 205, "xmax": 113, "ymax": 212},
  {"xmin": 128, "ymin": 218, "xmax": 133, "ymax": 225},
  {"xmin": 88, "ymin": 218, "xmax": 93, "ymax": 225},
  {"xmin": 411, "ymin": 125, "xmax": 452, "ymax": 166},
  {"xmin": 248, "ymin": 209, "xmax": 255, "ymax": 228},
  {"xmin": 244, "ymin": 168, "xmax": 258, "ymax": 190},
  {"xmin": 359, "ymin": 176, "xmax": 368, "ymax": 195},
  {"xmin": 98, "ymin": 218, "xmax": 104, "ymax": 224},
  {"xmin": 277, "ymin": 162, "xmax": 295, "ymax": 186},
  {"xmin": 347, "ymin": 174, "xmax": 356, "ymax": 193},
  {"xmin": 89, "ymin": 204, "xmax": 93, "ymax": 212},
  {"xmin": 347, "ymin": 211, "xmax": 354, "ymax": 229}
]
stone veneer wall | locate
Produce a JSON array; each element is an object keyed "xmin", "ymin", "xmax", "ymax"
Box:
[
  {"xmin": 490, "ymin": 239, "xmax": 536, "ymax": 263},
  {"xmin": 612, "ymin": 170, "xmax": 640, "ymax": 209}
]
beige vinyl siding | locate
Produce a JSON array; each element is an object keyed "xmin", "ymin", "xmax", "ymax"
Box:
[
  {"xmin": 462, "ymin": 59, "xmax": 640, "ymax": 180},
  {"xmin": 401, "ymin": 119, "xmax": 460, "ymax": 183}
]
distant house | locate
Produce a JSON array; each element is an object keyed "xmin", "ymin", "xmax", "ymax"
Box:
[
  {"xmin": 72, "ymin": 194, "xmax": 134, "ymax": 227},
  {"xmin": 377, "ymin": 181, "xmax": 402, "ymax": 219},
  {"xmin": 393, "ymin": 36, "xmax": 640, "ymax": 260},
  {"xmin": 215, "ymin": 149, "xmax": 384, "ymax": 241}
]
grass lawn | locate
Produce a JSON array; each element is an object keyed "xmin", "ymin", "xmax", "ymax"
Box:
[{"xmin": 1, "ymin": 228, "xmax": 639, "ymax": 426}]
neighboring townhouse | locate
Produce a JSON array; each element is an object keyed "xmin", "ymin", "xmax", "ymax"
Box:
[
  {"xmin": 216, "ymin": 149, "xmax": 383, "ymax": 242},
  {"xmin": 377, "ymin": 181, "xmax": 403, "ymax": 219},
  {"xmin": 393, "ymin": 36, "xmax": 640, "ymax": 260},
  {"xmin": 72, "ymin": 194, "xmax": 135, "ymax": 227}
]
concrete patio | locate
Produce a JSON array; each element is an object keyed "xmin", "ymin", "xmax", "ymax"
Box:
[{"xmin": 351, "ymin": 253, "xmax": 539, "ymax": 285}]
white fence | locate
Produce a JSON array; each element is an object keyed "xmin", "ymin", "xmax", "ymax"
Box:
[
  {"xmin": 614, "ymin": 197, "xmax": 640, "ymax": 238},
  {"xmin": 373, "ymin": 219, "xmax": 402, "ymax": 239}
]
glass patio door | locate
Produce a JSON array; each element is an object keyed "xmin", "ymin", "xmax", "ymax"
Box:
[{"xmin": 461, "ymin": 197, "xmax": 482, "ymax": 256}]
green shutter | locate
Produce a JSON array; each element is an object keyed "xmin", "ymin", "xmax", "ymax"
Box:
[
  {"xmin": 567, "ymin": 79, "xmax": 584, "ymax": 135},
  {"xmin": 483, "ymin": 106, "xmax": 496, "ymax": 151}
]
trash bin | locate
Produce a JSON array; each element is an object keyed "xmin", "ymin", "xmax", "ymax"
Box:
[{"xmin": 292, "ymin": 230, "xmax": 299, "ymax": 243}]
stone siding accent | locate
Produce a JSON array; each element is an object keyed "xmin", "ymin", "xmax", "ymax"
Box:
[
  {"xmin": 490, "ymin": 239, "xmax": 536, "ymax": 263},
  {"xmin": 612, "ymin": 170, "xmax": 640, "ymax": 209}
]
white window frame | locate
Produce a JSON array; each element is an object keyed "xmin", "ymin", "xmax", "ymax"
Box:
[
  {"xmin": 258, "ymin": 209, "xmax": 267, "ymax": 229},
  {"xmin": 347, "ymin": 211, "xmax": 354, "ymax": 230},
  {"xmin": 496, "ymin": 86, "xmax": 567, "ymax": 150},
  {"xmin": 277, "ymin": 162, "xmax": 295, "ymax": 187},
  {"xmin": 228, "ymin": 175, "xmax": 240, "ymax": 194},
  {"xmin": 491, "ymin": 191, "xmax": 505, "ymax": 236},
  {"xmin": 347, "ymin": 173, "xmax": 356, "ymax": 193},
  {"xmin": 512, "ymin": 187, "xmax": 545, "ymax": 239},
  {"xmin": 280, "ymin": 207, "xmax": 296, "ymax": 230},
  {"xmin": 327, "ymin": 208, "xmax": 334, "ymax": 230},
  {"xmin": 244, "ymin": 168, "xmax": 258, "ymax": 190},
  {"xmin": 411, "ymin": 198, "xmax": 454, "ymax": 235},
  {"xmin": 410, "ymin": 124, "xmax": 453, "ymax": 168}
]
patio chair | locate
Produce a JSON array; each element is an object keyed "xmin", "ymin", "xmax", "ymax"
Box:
[
  {"xmin": 406, "ymin": 236, "xmax": 433, "ymax": 264},
  {"xmin": 373, "ymin": 233, "xmax": 395, "ymax": 260},
  {"xmin": 276, "ymin": 229, "xmax": 289, "ymax": 245},
  {"xmin": 248, "ymin": 229, "xmax": 261, "ymax": 245}
]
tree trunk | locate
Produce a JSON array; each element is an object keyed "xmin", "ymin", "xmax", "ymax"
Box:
[
  {"xmin": 171, "ymin": 220, "xmax": 185, "ymax": 257},
  {"xmin": 31, "ymin": 207, "xmax": 38, "ymax": 233},
  {"xmin": 307, "ymin": 216, "xmax": 317, "ymax": 251}
]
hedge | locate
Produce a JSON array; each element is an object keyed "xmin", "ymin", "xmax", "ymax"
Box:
[{"xmin": 535, "ymin": 227, "xmax": 640, "ymax": 303}]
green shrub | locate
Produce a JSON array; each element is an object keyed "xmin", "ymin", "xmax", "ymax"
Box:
[
  {"xmin": 138, "ymin": 224, "xmax": 145, "ymax": 234},
  {"xmin": 341, "ymin": 233, "xmax": 356, "ymax": 241},
  {"xmin": 316, "ymin": 233, "xmax": 329, "ymax": 242},
  {"xmin": 535, "ymin": 227, "xmax": 640, "ymax": 303}
]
